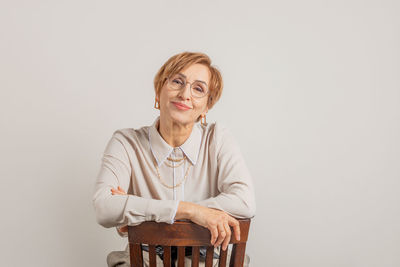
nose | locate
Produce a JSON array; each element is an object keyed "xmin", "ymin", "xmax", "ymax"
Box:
[{"xmin": 178, "ymin": 82, "xmax": 192, "ymax": 100}]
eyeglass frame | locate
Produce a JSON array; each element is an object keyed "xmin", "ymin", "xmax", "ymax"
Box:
[{"xmin": 165, "ymin": 74, "xmax": 210, "ymax": 99}]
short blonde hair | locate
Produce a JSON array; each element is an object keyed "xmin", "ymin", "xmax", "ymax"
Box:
[{"xmin": 154, "ymin": 51, "xmax": 223, "ymax": 110}]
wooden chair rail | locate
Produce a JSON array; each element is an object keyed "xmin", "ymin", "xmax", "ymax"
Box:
[{"xmin": 128, "ymin": 219, "xmax": 251, "ymax": 267}]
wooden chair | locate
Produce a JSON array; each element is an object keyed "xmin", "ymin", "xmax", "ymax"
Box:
[{"xmin": 128, "ymin": 219, "xmax": 251, "ymax": 267}]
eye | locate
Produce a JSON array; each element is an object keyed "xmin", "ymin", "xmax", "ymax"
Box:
[
  {"xmin": 194, "ymin": 86, "xmax": 204, "ymax": 93},
  {"xmin": 172, "ymin": 79, "xmax": 184, "ymax": 85}
]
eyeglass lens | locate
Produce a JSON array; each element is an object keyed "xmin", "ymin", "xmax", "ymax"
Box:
[{"xmin": 168, "ymin": 74, "xmax": 208, "ymax": 98}]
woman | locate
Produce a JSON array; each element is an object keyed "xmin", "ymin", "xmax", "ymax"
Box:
[{"xmin": 93, "ymin": 51, "xmax": 256, "ymax": 266}]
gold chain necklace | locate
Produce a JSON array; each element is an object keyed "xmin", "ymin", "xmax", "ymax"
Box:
[
  {"xmin": 154, "ymin": 159, "xmax": 192, "ymax": 189},
  {"xmin": 164, "ymin": 160, "xmax": 185, "ymax": 168},
  {"xmin": 167, "ymin": 156, "xmax": 186, "ymax": 162}
]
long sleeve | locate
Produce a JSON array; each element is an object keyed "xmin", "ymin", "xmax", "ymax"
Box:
[
  {"xmin": 195, "ymin": 123, "xmax": 256, "ymax": 219},
  {"xmin": 92, "ymin": 132, "xmax": 179, "ymax": 228}
]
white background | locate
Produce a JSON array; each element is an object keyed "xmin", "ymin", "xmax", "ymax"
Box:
[{"xmin": 1, "ymin": 0, "xmax": 399, "ymax": 266}]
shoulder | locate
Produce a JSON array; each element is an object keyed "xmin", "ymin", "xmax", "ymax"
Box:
[
  {"xmin": 203, "ymin": 120, "xmax": 234, "ymax": 136},
  {"xmin": 112, "ymin": 126, "xmax": 149, "ymax": 140},
  {"xmin": 106, "ymin": 125, "xmax": 151, "ymax": 150},
  {"xmin": 199, "ymin": 121, "xmax": 236, "ymax": 148}
]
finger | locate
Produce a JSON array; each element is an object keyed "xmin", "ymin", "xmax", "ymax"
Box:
[
  {"xmin": 215, "ymin": 223, "xmax": 226, "ymax": 248},
  {"xmin": 117, "ymin": 186, "xmax": 127, "ymax": 194},
  {"xmin": 228, "ymin": 217, "xmax": 240, "ymax": 241},
  {"xmin": 117, "ymin": 225, "xmax": 128, "ymax": 234},
  {"xmin": 209, "ymin": 225, "xmax": 218, "ymax": 246},
  {"xmin": 115, "ymin": 188, "xmax": 125, "ymax": 194},
  {"xmin": 111, "ymin": 188, "xmax": 124, "ymax": 195},
  {"xmin": 221, "ymin": 222, "xmax": 231, "ymax": 251},
  {"xmin": 116, "ymin": 187, "xmax": 127, "ymax": 195}
]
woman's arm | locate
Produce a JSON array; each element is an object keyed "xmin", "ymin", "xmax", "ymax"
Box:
[
  {"xmin": 174, "ymin": 124, "xmax": 256, "ymax": 251},
  {"xmin": 174, "ymin": 201, "xmax": 240, "ymax": 251},
  {"xmin": 92, "ymin": 132, "xmax": 179, "ymax": 228},
  {"xmin": 110, "ymin": 185, "xmax": 239, "ymax": 252},
  {"xmin": 196, "ymin": 123, "xmax": 256, "ymax": 218}
]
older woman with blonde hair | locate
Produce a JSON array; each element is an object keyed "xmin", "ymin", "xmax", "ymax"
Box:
[{"xmin": 93, "ymin": 51, "xmax": 256, "ymax": 266}]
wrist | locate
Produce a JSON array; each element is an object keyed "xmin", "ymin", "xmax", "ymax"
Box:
[{"xmin": 175, "ymin": 201, "xmax": 195, "ymax": 220}]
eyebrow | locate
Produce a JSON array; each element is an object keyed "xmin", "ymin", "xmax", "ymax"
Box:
[{"xmin": 176, "ymin": 73, "xmax": 208, "ymax": 86}]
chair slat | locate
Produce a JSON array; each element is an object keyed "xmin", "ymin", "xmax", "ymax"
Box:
[
  {"xmin": 178, "ymin": 246, "xmax": 185, "ymax": 267},
  {"xmin": 229, "ymin": 244, "xmax": 236, "ymax": 267},
  {"xmin": 163, "ymin": 246, "xmax": 171, "ymax": 267},
  {"xmin": 205, "ymin": 246, "xmax": 214, "ymax": 266},
  {"xmin": 218, "ymin": 247, "xmax": 228, "ymax": 267},
  {"xmin": 191, "ymin": 246, "xmax": 200, "ymax": 267},
  {"xmin": 130, "ymin": 243, "xmax": 143, "ymax": 267},
  {"xmin": 149, "ymin": 245, "xmax": 156, "ymax": 267},
  {"xmin": 229, "ymin": 243, "xmax": 246, "ymax": 267}
]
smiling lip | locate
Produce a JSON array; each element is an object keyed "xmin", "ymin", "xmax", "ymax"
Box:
[{"xmin": 172, "ymin": 102, "xmax": 192, "ymax": 110}]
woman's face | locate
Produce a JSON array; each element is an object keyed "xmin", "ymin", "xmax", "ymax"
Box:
[{"xmin": 158, "ymin": 63, "xmax": 210, "ymax": 126}]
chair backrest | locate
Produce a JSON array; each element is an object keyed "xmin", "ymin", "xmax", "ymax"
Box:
[{"xmin": 128, "ymin": 219, "xmax": 251, "ymax": 267}]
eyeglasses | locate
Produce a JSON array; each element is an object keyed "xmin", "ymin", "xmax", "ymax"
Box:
[{"xmin": 166, "ymin": 74, "xmax": 209, "ymax": 98}]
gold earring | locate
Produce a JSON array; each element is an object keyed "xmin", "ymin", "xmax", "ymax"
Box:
[
  {"xmin": 154, "ymin": 98, "xmax": 160, "ymax": 109},
  {"xmin": 201, "ymin": 114, "xmax": 207, "ymax": 125}
]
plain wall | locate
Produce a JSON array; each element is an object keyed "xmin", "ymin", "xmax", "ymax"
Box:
[{"xmin": 1, "ymin": 0, "xmax": 399, "ymax": 266}]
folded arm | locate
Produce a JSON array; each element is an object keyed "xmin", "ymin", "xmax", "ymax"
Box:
[
  {"xmin": 174, "ymin": 124, "xmax": 256, "ymax": 251},
  {"xmin": 92, "ymin": 132, "xmax": 179, "ymax": 228},
  {"xmin": 196, "ymin": 124, "xmax": 256, "ymax": 219}
]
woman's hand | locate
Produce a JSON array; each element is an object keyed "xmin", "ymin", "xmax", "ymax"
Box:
[
  {"xmin": 111, "ymin": 186, "xmax": 128, "ymax": 234},
  {"xmin": 177, "ymin": 202, "xmax": 240, "ymax": 251},
  {"xmin": 110, "ymin": 188, "xmax": 240, "ymax": 250},
  {"xmin": 111, "ymin": 186, "xmax": 127, "ymax": 196}
]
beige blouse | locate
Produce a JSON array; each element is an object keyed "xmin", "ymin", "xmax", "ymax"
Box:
[{"xmin": 92, "ymin": 116, "xmax": 256, "ymax": 229}]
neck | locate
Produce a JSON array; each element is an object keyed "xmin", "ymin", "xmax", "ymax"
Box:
[{"xmin": 158, "ymin": 116, "xmax": 194, "ymax": 147}]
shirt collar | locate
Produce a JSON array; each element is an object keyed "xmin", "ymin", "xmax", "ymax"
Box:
[{"xmin": 148, "ymin": 116, "xmax": 202, "ymax": 167}]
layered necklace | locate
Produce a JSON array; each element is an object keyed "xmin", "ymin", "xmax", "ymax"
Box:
[{"xmin": 154, "ymin": 155, "xmax": 192, "ymax": 189}]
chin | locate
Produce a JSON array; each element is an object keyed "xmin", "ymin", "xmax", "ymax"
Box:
[{"xmin": 168, "ymin": 111, "xmax": 195, "ymax": 125}]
